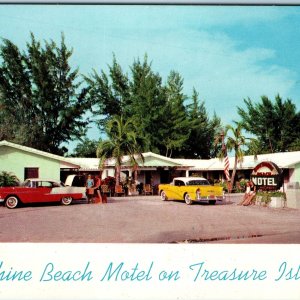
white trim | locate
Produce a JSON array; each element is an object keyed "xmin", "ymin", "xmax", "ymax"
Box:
[
  {"xmin": 0, "ymin": 140, "xmax": 80, "ymax": 168},
  {"xmin": 2, "ymin": 141, "xmax": 300, "ymax": 173}
]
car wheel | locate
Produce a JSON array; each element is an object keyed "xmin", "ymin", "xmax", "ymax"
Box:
[
  {"xmin": 209, "ymin": 200, "xmax": 216, "ymax": 205},
  {"xmin": 160, "ymin": 191, "xmax": 168, "ymax": 201},
  {"xmin": 184, "ymin": 193, "xmax": 192, "ymax": 205},
  {"xmin": 61, "ymin": 197, "xmax": 73, "ymax": 206},
  {"xmin": 5, "ymin": 196, "xmax": 19, "ymax": 209}
]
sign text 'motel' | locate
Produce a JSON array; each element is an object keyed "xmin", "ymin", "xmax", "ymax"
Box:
[{"xmin": 250, "ymin": 161, "xmax": 283, "ymax": 191}]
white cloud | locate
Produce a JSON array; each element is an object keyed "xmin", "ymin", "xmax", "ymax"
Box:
[
  {"xmin": 1, "ymin": 4, "xmax": 298, "ymax": 129},
  {"xmin": 68, "ymin": 13, "xmax": 298, "ymax": 127}
]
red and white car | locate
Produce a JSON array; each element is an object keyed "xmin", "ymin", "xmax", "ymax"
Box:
[{"xmin": 0, "ymin": 178, "xmax": 86, "ymax": 209}]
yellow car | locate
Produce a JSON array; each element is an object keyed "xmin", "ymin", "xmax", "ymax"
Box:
[{"xmin": 158, "ymin": 177, "xmax": 225, "ymax": 205}]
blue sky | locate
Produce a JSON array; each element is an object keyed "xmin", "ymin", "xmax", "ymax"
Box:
[{"xmin": 0, "ymin": 4, "xmax": 300, "ymax": 150}]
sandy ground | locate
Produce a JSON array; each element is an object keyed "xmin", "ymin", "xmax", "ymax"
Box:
[{"xmin": 0, "ymin": 194, "xmax": 299, "ymax": 243}]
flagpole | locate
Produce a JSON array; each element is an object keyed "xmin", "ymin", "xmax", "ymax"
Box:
[{"xmin": 221, "ymin": 129, "xmax": 231, "ymax": 202}]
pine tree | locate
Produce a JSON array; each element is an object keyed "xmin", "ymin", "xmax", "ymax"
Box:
[
  {"xmin": 71, "ymin": 138, "xmax": 99, "ymax": 157},
  {"xmin": 0, "ymin": 33, "xmax": 91, "ymax": 155},
  {"xmin": 163, "ymin": 71, "xmax": 190, "ymax": 157},
  {"xmin": 237, "ymin": 95, "xmax": 300, "ymax": 153},
  {"xmin": 86, "ymin": 54, "xmax": 221, "ymax": 158},
  {"xmin": 182, "ymin": 88, "xmax": 221, "ymax": 158},
  {"xmin": 128, "ymin": 55, "xmax": 167, "ymax": 153}
]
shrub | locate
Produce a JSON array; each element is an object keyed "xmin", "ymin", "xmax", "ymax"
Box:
[
  {"xmin": 0, "ymin": 171, "xmax": 20, "ymax": 187},
  {"xmin": 255, "ymin": 191, "xmax": 286, "ymax": 204}
]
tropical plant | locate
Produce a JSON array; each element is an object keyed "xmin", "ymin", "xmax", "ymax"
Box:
[
  {"xmin": 96, "ymin": 115, "xmax": 144, "ymax": 186},
  {"xmin": 215, "ymin": 123, "xmax": 249, "ymax": 192},
  {"xmin": 0, "ymin": 171, "xmax": 20, "ymax": 187}
]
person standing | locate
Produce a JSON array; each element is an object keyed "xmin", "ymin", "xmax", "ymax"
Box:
[
  {"xmin": 94, "ymin": 175, "xmax": 104, "ymax": 203},
  {"xmin": 86, "ymin": 175, "xmax": 94, "ymax": 203}
]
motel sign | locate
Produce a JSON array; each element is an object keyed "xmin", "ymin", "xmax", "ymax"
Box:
[{"xmin": 251, "ymin": 161, "xmax": 283, "ymax": 191}]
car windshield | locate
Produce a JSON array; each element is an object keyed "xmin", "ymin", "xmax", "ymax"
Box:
[
  {"xmin": 21, "ymin": 180, "xmax": 33, "ymax": 187},
  {"xmin": 186, "ymin": 180, "xmax": 210, "ymax": 186}
]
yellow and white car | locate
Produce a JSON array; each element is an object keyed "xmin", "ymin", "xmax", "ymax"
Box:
[{"xmin": 158, "ymin": 177, "xmax": 225, "ymax": 205}]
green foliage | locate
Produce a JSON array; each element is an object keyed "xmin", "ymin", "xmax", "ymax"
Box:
[
  {"xmin": 97, "ymin": 115, "xmax": 145, "ymax": 185},
  {"xmin": 236, "ymin": 178, "xmax": 247, "ymax": 193},
  {"xmin": 0, "ymin": 171, "xmax": 20, "ymax": 187},
  {"xmin": 214, "ymin": 123, "xmax": 249, "ymax": 190},
  {"xmin": 219, "ymin": 181, "xmax": 229, "ymax": 192},
  {"xmin": 85, "ymin": 54, "xmax": 130, "ymax": 127},
  {"xmin": 163, "ymin": 71, "xmax": 190, "ymax": 157},
  {"xmin": 0, "ymin": 33, "xmax": 91, "ymax": 155},
  {"xmin": 181, "ymin": 88, "xmax": 222, "ymax": 158},
  {"xmin": 86, "ymin": 55, "xmax": 219, "ymax": 158},
  {"xmin": 128, "ymin": 56, "xmax": 168, "ymax": 154},
  {"xmin": 237, "ymin": 95, "xmax": 300, "ymax": 153},
  {"xmin": 255, "ymin": 191, "xmax": 286, "ymax": 204},
  {"xmin": 71, "ymin": 138, "xmax": 99, "ymax": 157}
]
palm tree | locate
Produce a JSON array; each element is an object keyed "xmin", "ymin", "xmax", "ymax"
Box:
[
  {"xmin": 97, "ymin": 115, "xmax": 144, "ymax": 186},
  {"xmin": 215, "ymin": 123, "xmax": 248, "ymax": 191}
]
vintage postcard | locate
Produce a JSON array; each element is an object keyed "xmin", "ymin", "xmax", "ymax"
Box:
[{"xmin": 0, "ymin": 1, "xmax": 299, "ymax": 299}]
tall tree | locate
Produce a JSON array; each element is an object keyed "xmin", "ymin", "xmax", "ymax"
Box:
[
  {"xmin": 86, "ymin": 54, "xmax": 221, "ymax": 158},
  {"xmin": 0, "ymin": 33, "xmax": 91, "ymax": 155},
  {"xmin": 128, "ymin": 55, "xmax": 168, "ymax": 153},
  {"xmin": 163, "ymin": 71, "xmax": 191, "ymax": 157},
  {"xmin": 97, "ymin": 115, "xmax": 144, "ymax": 186},
  {"xmin": 71, "ymin": 138, "xmax": 99, "ymax": 157},
  {"xmin": 237, "ymin": 95, "xmax": 300, "ymax": 153},
  {"xmin": 182, "ymin": 88, "xmax": 221, "ymax": 158},
  {"xmin": 85, "ymin": 55, "xmax": 130, "ymax": 128}
]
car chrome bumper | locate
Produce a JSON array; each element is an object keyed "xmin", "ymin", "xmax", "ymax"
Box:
[
  {"xmin": 196, "ymin": 196, "xmax": 225, "ymax": 201},
  {"xmin": 0, "ymin": 198, "xmax": 4, "ymax": 203}
]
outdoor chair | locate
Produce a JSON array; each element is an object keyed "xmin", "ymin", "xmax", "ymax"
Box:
[
  {"xmin": 114, "ymin": 184, "xmax": 125, "ymax": 197},
  {"xmin": 143, "ymin": 184, "xmax": 153, "ymax": 195},
  {"xmin": 101, "ymin": 185, "xmax": 111, "ymax": 197}
]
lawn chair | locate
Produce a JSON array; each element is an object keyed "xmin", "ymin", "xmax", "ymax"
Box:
[
  {"xmin": 101, "ymin": 185, "xmax": 111, "ymax": 197},
  {"xmin": 143, "ymin": 184, "xmax": 153, "ymax": 195},
  {"xmin": 128, "ymin": 184, "xmax": 138, "ymax": 196},
  {"xmin": 114, "ymin": 184, "xmax": 125, "ymax": 197}
]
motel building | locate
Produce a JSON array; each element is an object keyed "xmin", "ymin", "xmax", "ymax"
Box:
[{"xmin": 1, "ymin": 140, "xmax": 300, "ymax": 195}]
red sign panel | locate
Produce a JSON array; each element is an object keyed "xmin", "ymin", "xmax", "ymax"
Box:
[{"xmin": 251, "ymin": 161, "xmax": 283, "ymax": 191}]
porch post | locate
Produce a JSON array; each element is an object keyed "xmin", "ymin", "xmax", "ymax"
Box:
[
  {"xmin": 129, "ymin": 169, "xmax": 133, "ymax": 178},
  {"xmin": 186, "ymin": 170, "xmax": 189, "ymax": 177}
]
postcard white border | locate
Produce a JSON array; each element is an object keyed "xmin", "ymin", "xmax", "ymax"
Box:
[
  {"xmin": 0, "ymin": 243, "xmax": 299, "ymax": 300},
  {"xmin": 0, "ymin": 1, "xmax": 299, "ymax": 300}
]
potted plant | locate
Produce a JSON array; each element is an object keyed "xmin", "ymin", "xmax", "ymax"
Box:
[{"xmin": 255, "ymin": 191, "xmax": 286, "ymax": 208}]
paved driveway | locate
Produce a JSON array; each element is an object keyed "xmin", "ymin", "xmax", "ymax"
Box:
[{"xmin": 0, "ymin": 194, "xmax": 300, "ymax": 243}]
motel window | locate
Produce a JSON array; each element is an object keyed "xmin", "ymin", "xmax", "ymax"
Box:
[{"xmin": 24, "ymin": 167, "xmax": 39, "ymax": 179}]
